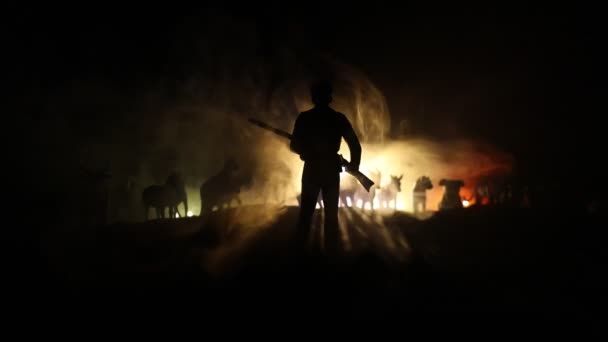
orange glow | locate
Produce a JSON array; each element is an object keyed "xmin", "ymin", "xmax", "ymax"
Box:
[{"xmin": 236, "ymin": 134, "xmax": 511, "ymax": 215}]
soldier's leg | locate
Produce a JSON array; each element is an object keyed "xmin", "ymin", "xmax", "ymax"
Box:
[
  {"xmin": 322, "ymin": 172, "xmax": 340, "ymax": 255},
  {"xmin": 296, "ymin": 168, "xmax": 321, "ymax": 247}
]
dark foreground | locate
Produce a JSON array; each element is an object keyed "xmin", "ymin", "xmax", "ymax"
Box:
[{"xmin": 31, "ymin": 205, "xmax": 606, "ymax": 318}]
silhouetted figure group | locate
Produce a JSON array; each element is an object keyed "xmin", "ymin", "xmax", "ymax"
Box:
[
  {"xmin": 473, "ymin": 176, "xmax": 530, "ymax": 208},
  {"xmin": 140, "ymin": 158, "xmax": 251, "ymax": 221},
  {"xmin": 334, "ymin": 169, "xmax": 379, "ymax": 209},
  {"xmin": 300, "ymin": 169, "xmax": 404, "ymax": 212}
]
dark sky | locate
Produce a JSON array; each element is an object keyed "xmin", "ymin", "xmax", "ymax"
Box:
[{"xmin": 12, "ymin": 3, "xmax": 607, "ymax": 181}]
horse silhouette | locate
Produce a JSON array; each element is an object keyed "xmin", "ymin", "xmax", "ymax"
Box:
[
  {"xmin": 200, "ymin": 159, "xmax": 247, "ymax": 215},
  {"xmin": 142, "ymin": 171, "xmax": 187, "ymax": 220}
]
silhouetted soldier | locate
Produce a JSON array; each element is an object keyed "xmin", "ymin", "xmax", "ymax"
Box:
[{"xmin": 290, "ymin": 80, "xmax": 362, "ymax": 254}]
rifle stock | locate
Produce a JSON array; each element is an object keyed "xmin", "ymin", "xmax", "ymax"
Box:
[
  {"xmin": 248, "ymin": 117, "xmax": 375, "ymax": 192},
  {"xmin": 338, "ymin": 155, "xmax": 375, "ymax": 192}
]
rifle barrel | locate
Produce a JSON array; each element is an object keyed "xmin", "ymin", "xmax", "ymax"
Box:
[{"xmin": 248, "ymin": 118, "xmax": 292, "ymax": 139}]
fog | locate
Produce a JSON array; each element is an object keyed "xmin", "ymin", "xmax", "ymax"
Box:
[{"xmin": 25, "ymin": 10, "xmax": 513, "ymax": 228}]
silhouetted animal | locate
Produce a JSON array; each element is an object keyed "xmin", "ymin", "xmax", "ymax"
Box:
[
  {"xmin": 412, "ymin": 176, "xmax": 433, "ymax": 214},
  {"xmin": 495, "ymin": 177, "xmax": 524, "ymax": 207},
  {"xmin": 338, "ymin": 175, "xmax": 359, "ymax": 207},
  {"xmin": 167, "ymin": 172, "xmax": 188, "ymax": 216},
  {"xmin": 438, "ymin": 179, "xmax": 464, "ymax": 210},
  {"xmin": 200, "ymin": 159, "xmax": 245, "ymax": 215},
  {"xmin": 473, "ymin": 180, "xmax": 490, "ymax": 205},
  {"xmin": 142, "ymin": 172, "xmax": 187, "ymax": 220},
  {"xmin": 486, "ymin": 178, "xmax": 503, "ymax": 205},
  {"xmin": 474, "ymin": 176, "xmax": 519, "ymax": 207},
  {"xmin": 353, "ymin": 169, "xmax": 381, "ymax": 210},
  {"xmin": 377, "ymin": 174, "xmax": 403, "ymax": 210}
]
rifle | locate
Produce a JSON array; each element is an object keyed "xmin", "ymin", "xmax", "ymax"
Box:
[{"xmin": 247, "ymin": 117, "xmax": 375, "ymax": 192}]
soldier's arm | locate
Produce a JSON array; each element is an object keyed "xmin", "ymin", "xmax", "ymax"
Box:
[
  {"xmin": 290, "ymin": 115, "xmax": 305, "ymax": 157},
  {"xmin": 342, "ymin": 115, "xmax": 362, "ymax": 169}
]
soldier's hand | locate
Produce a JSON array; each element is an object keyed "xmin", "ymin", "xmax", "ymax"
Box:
[{"xmin": 345, "ymin": 164, "xmax": 359, "ymax": 172}]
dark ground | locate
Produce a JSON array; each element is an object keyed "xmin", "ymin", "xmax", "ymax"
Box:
[{"xmin": 25, "ymin": 205, "xmax": 607, "ymax": 319}]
